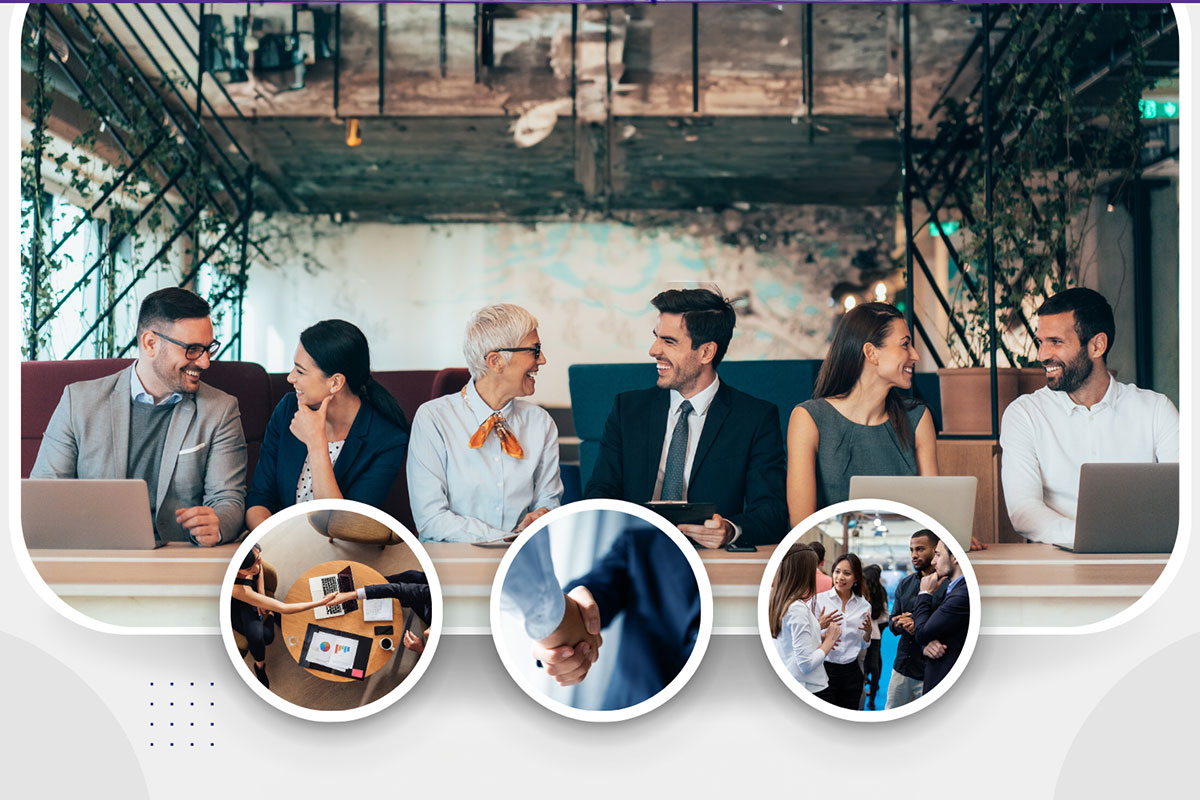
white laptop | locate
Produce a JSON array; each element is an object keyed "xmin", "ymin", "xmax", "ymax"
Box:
[
  {"xmin": 310, "ymin": 565, "xmax": 357, "ymax": 619},
  {"xmin": 22, "ymin": 479, "xmax": 161, "ymax": 549},
  {"xmin": 848, "ymin": 475, "xmax": 978, "ymax": 551}
]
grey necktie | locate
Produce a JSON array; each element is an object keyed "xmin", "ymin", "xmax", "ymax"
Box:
[{"xmin": 660, "ymin": 400, "xmax": 694, "ymax": 501}]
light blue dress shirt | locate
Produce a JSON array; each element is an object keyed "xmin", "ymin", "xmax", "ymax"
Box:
[
  {"xmin": 500, "ymin": 531, "xmax": 565, "ymax": 640},
  {"xmin": 129, "ymin": 364, "xmax": 183, "ymax": 406},
  {"xmin": 406, "ymin": 379, "xmax": 563, "ymax": 542}
]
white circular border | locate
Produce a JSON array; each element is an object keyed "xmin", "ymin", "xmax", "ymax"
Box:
[
  {"xmin": 488, "ymin": 498, "xmax": 714, "ymax": 723},
  {"xmin": 218, "ymin": 498, "xmax": 443, "ymax": 723},
  {"xmin": 757, "ymin": 499, "xmax": 982, "ymax": 723}
]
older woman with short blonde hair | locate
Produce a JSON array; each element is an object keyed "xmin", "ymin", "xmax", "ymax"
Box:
[{"xmin": 406, "ymin": 304, "xmax": 563, "ymax": 541}]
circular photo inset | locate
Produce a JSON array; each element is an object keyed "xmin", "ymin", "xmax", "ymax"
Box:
[
  {"xmin": 220, "ymin": 500, "xmax": 441, "ymax": 721},
  {"xmin": 759, "ymin": 499, "xmax": 980, "ymax": 722},
  {"xmin": 490, "ymin": 499, "xmax": 713, "ymax": 722}
]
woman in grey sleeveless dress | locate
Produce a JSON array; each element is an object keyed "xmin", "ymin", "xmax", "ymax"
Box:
[{"xmin": 787, "ymin": 303, "xmax": 939, "ymax": 525}]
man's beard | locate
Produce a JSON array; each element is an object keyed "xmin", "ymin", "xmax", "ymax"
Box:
[{"xmin": 1045, "ymin": 346, "xmax": 1093, "ymax": 393}]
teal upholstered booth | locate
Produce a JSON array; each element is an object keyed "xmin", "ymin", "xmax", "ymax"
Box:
[{"xmin": 568, "ymin": 360, "xmax": 824, "ymax": 490}]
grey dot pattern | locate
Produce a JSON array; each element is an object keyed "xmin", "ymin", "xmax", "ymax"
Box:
[
  {"xmin": 295, "ymin": 440, "xmax": 346, "ymax": 504},
  {"xmin": 660, "ymin": 400, "xmax": 693, "ymax": 501}
]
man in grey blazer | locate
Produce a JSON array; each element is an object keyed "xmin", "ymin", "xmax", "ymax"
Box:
[{"xmin": 31, "ymin": 288, "xmax": 247, "ymax": 545}]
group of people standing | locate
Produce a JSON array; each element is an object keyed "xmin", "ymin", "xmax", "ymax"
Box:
[{"xmin": 769, "ymin": 527, "xmax": 969, "ymax": 711}]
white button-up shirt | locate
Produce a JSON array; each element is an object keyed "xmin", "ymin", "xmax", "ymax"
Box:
[
  {"xmin": 808, "ymin": 588, "xmax": 872, "ymax": 665},
  {"xmin": 774, "ymin": 600, "xmax": 829, "ymax": 692},
  {"xmin": 406, "ymin": 379, "xmax": 563, "ymax": 542},
  {"xmin": 999, "ymin": 377, "xmax": 1179, "ymax": 546},
  {"xmin": 651, "ymin": 376, "xmax": 721, "ymax": 501}
]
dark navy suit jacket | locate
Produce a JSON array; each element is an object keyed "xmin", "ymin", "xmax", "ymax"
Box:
[
  {"xmin": 912, "ymin": 576, "xmax": 970, "ymax": 692},
  {"xmin": 245, "ymin": 393, "xmax": 408, "ymax": 513},
  {"xmin": 565, "ymin": 525, "xmax": 700, "ymax": 711},
  {"xmin": 583, "ymin": 381, "xmax": 788, "ymax": 546}
]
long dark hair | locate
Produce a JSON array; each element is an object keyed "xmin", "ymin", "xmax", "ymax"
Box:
[
  {"xmin": 300, "ymin": 320, "xmax": 410, "ymax": 434},
  {"xmin": 769, "ymin": 543, "xmax": 819, "ymax": 638},
  {"xmin": 830, "ymin": 552, "xmax": 865, "ymax": 598},
  {"xmin": 862, "ymin": 563, "xmax": 887, "ymax": 618},
  {"xmin": 813, "ymin": 302, "xmax": 914, "ymax": 450},
  {"xmin": 240, "ymin": 544, "xmax": 261, "ymax": 571}
]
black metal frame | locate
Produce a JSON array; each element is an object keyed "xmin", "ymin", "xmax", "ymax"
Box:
[
  {"xmin": 22, "ymin": 4, "xmax": 259, "ymax": 362},
  {"xmin": 900, "ymin": 3, "xmax": 1177, "ymax": 438}
]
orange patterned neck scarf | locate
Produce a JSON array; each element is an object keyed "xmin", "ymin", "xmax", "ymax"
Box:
[{"xmin": 463, "ymin": 387, "xmax": 523, "ymax": 458}]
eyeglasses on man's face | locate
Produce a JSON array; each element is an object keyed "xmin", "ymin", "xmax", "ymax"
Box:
[
  {"xmin": 494, "ymin": 343, "xmax": 542, "ymax": 359},
  {"xmin": 153, "ymin": 330, "xmax": 221, "ymax": 360}
]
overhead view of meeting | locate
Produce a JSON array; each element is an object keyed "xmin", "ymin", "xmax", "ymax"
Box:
[
  {"xmin": 494, "ymin": 506, "xmax": 708, "ymax": 718},
  {"xmin": 223, "ymin": 508, "xmax": 436, "ymax": 715},
  {"xmin": 18, "ymin": 3, "xmax": 1179, "ymax": 633},
  {"xmin": 763, "ymin": 512, "xmax": 977, "ymax": 716}
]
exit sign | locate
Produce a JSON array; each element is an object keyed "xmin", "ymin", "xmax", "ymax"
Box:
[{"xmin": 1140, "ymin": 98, "xmax": 1179, "ymax": 119}]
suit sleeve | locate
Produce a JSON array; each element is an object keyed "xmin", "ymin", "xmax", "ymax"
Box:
[
  {"xmin": 343, "ymin": 424, "xmax": 408, "ymax": 508},
  {"xmin": 912, "ymin": 588, "xmax": 969, "ymax": 647},
  {"xmin": 245, "ymin": 396, "xmax": 288, "ymax": 513},
  {"xmin": 726, "ymin": 402, "xmax": 788, "ymax": 545},
  {"xmin": 30, "ymin": 386, "xmax": 79, "ymax": 479},
  {"xmin": 564, "ymin": 530, "xmax": 634, "ymax": 630},
  {"xmin": 203, "ymin": 396, "xmax": 248, "ymax": 544},
  {"xmin": 584, "ymin": 396, "xmax": 626, "ymax": 501}
]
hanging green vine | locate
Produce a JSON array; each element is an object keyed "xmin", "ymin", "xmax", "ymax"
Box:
[{"xmin": 938, "ymin": 4, "xmax": 1155, "ymax": 367}]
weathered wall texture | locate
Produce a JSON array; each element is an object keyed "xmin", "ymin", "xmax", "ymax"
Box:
[{"xmin": 242, "ymin": 206, "xmax": 892, "ymax": 406}]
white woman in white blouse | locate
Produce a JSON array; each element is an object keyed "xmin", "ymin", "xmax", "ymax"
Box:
[
  {"xmin": 770, "ymin": 543, "xmax": 842, "ymax": 694},
  {"xmin": 808, "ymin": 552, "xmax": 874, "ymax": 709},
  {"xmin": 406, "ymin": 304, "xmax": 564, "ymax": 542}
]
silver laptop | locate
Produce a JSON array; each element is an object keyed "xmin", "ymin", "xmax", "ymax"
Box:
[
  {"xmin": 849, "ymin": 476, "xmax": 978, "ymax": 551},
  {"xmin": 22, "ymin": 479, "xmax": 160, "ymax": 549},
  {"xmin": 1063, "ymin": 463, "xmax": 1179, "ymax": 554}
]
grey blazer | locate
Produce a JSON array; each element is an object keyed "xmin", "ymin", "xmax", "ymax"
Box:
[{"xmin": 30, "ymin": 365, "xmax": 247, "ymax": 544}]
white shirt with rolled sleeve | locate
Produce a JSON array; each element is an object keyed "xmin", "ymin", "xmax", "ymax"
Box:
[
  {"xmin": 999, "ymin": 376, "xmax": 1179, "ymax": 546},
  {"xmin": 406, "ymin": 379, "xmax": 563, "ymax": 542},
  {"xmin": 808, "ymin": 588, "xmax": 872, "ymax": 665}
]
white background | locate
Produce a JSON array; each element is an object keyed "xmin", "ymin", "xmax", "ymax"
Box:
[{"xmin": 3, "ymin": 4, "xmax": 1196, "ymax": 797}]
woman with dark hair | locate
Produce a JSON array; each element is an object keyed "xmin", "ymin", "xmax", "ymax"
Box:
[
  {"xmin": 808, "ymin": 552, "xmax": 874, "ymax": 709},
  {"xmin": 786, "ymin": 302, "xmax": 938, "ymax": 525},
  {"xmin": 860, "ymin": 563, "xmax": 890, "ymax": 710},
  {"xmin": 230, "ymin": 544, "xmax": 337, "ymax": 687},
  {"xmin": 769, "ymin": 543, "xmax": 842, "ymax": 694},
  {"xmin": 245, "ymin": 320, "xmax": 410, "ymax": 530}
]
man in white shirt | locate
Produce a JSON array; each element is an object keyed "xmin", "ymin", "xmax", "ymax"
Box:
[{"xmin": 999, "ymin": 288, "xmax": 1178, "ymax": 547}]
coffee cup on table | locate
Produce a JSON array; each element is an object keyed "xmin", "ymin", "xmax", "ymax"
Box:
[{"xmin": 379, "ymin": 637, "xmax": 394, "ymax": 651}]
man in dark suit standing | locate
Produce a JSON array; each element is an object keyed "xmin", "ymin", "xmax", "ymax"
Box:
[
  {"xmin": 912, "ymin": 539, "xmax": 971, "ymax": 692},
  {"xmin": 584, "ymin": 289, "xmax": 788, "ymax": 547}
]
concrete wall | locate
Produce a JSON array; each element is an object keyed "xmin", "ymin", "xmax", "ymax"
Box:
[{"xmin": 241, "ymin": 208, "xmax": 890, "ymax": 406}]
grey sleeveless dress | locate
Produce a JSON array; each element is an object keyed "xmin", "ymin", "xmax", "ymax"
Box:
[{"xmin": 799, "ymin": 397, "xmax": 927, "ymax": 508}]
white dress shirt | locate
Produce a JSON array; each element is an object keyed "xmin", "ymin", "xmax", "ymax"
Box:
[
  {"xmin": 999, "ymin": 377, "xmax": 1179, "ymax": 546},
  {"xmin": 406, "ymin": 379, "xmax": 563, "ymax": 542},
  {"xmin": 651, "ymin": 376, "xmax": 721, "ymax": 501},
  {"xmin": 774, "ymin": 600, "xmax": 829, "ymax": 692},
  {"xmin": 649, "ymin": 377, "xmax": 743, "ymax": 542},
  {"xmin": 808, "ymin": 588, "xmax": 872, "ymax": 665}
]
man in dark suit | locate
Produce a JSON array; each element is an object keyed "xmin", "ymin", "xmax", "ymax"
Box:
[
  {"xmin": 563, "ymin": 522, "xmax": 700, "ymax": 710},
  {"xmin": 912, "ymin": 539, "xmax": 971, "ymax": 692},
  {"xmin": 584, "ymin": 289, "xmax": 788, "ymax": 547}
]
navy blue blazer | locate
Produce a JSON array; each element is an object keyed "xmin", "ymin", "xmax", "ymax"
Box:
[
  {"xmin": 583, "ymin": 380, "xmax": 788, "ymax": 545},
  {"xmin": 565, "ymin": 525, "xmax": 700, "ymax": 711},
  {"xmin": 912, "ymin": 576, "xmax": 970, "ymax": 692},
  {"xmin": 245, "ymin": 393, "xmax": 408, "ymax": 514}
]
